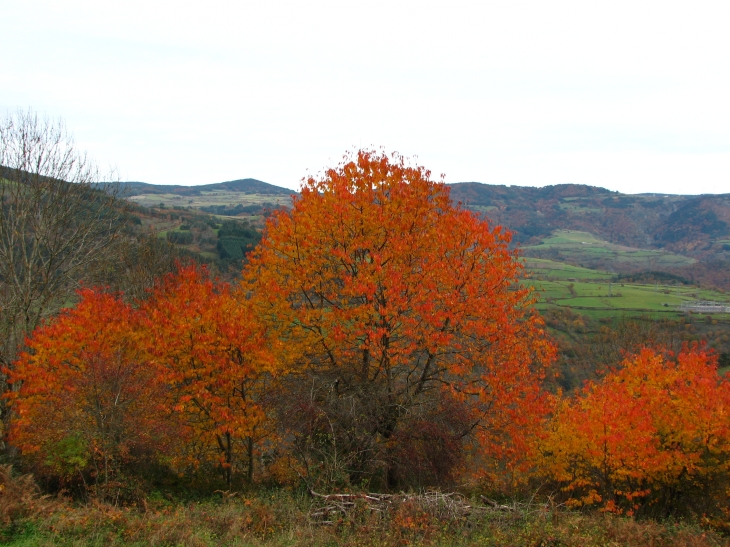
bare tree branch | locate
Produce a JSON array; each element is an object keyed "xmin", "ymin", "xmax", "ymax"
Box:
[{"xmin": 0, "ymin": 109, "xmax": 128, "ymax": 390}]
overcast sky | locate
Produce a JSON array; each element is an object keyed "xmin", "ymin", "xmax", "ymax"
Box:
[{"xmin": 3, "ymin": 1, "xmax": 729, "ymax": 194}]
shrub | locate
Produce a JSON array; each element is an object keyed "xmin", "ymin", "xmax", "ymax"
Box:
[{"xmin": 538, "ymin": 345, "xmax": 730, "ymax": 519}]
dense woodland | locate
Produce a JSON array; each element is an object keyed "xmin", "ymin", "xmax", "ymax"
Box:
[{"xmin": 2, "ymin": 113, "xmax": 730, "ymax": 545}]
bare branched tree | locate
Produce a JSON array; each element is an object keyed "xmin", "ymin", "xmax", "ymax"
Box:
[{"xmin": 0, "ymin": 109, "xmax": 128, "ymax": 377}]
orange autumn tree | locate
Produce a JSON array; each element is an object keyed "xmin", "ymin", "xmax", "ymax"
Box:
[
  {"xmin": 538, "ymin": 345, "xmax": 730, "ymax": 517},
  {"xmin": 5, "ymin": 289, "xmax": 175, "ymax": 491},
  {"xmin": 244, "ymin": 150, "xmax": 555, "ymax": 489},
  {"xmin": 142, "ymin": 265, "xmax": 276, "ymax": 485}
]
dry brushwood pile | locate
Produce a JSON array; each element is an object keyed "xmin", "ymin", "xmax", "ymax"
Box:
[{"xmin": 308, "ymin": 489, "xmax": 542, "ymax": 526}]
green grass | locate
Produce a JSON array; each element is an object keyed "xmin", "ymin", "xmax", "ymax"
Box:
[
  {"xmin": 558, "ymin": 203, "xmax": 603, "ymax": 213},
  {"xmin": 522, "ymin": 258, "xmax": 614, "ymax": 280},
  {"xmin": 519, "ymin": 230, "xmax": 712, "ymax": 321},
  {"xmin": 2, "ymin": 492, "xmax": 726, "ymax": 547},
  {"xmin": 130, "ymin": 191, "xmax": 292, "ymax": 212},
  {"xmin": 526, "ymin": 230, "xmax": 695, "ymax": 269},
  {"xmin": 523, "ymin": 260, "xmax": 730, "ymax": 321}
]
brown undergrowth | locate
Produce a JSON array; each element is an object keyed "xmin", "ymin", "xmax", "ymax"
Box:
[
  {"xmin": 0, "ymin": 465, "xmax": 57, "ymax": 527},
  {"xmin": 0, "ymin": 466, "xmax": 727, "ymax": 546}
]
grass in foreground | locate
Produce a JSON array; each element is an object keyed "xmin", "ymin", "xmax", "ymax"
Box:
[{"xmin": 1, "ymin": 481, "xmax": 727, "ymax": 547}]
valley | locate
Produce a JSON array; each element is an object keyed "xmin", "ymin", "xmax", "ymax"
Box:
[{"xmin": 123, "ymin": 178, "xmax": 730, "ymax": 386}]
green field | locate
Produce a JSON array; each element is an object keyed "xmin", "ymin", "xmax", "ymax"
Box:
[
  {"xmin": 523, "ymin": 263, "xmax": 730, "ymax": 321},
  {"xmin": 522, "ymin": 258, "xmax": 614, "ymax": 280},
  {"xmin": 517, "ymin": 230, "xmax": 715, "ymax": 320},
  {"xmin": 129, "ymin": 190, "xmax": 292, "ymax": 213},
  {"xmin": 525, "ymin": 230, "xmax": 695, "ymax": 269},
  {"xmin": 557, "ymin": 201, "xmax": 602, "ymax": 214},
  {"xmin": 464, "ymin": 204, "xmax": 499, "ymax": 214}
]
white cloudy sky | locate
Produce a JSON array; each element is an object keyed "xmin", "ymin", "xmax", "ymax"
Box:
[{"xmin": 3, "ymin": 1, "xmax": 729, "ymax": 194}]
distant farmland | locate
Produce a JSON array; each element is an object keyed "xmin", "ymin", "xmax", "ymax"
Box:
[{"xmin": 523, "ymin": 257, "xmax": 730, "ymax": 321}]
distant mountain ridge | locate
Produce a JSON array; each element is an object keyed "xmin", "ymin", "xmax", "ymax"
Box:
[
  {"xmin": 123, "ymin": 177, "xmax": 730, "ymax": 261},
  {"xmin": 447, "ymin": 183, "xmax": 730, "ymax": 256},
  {"xmin": 121, "ymin": 178, "xmax": 294, "ymax": 197}
]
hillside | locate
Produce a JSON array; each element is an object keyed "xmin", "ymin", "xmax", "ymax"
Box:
[
  {"xmin": 123, "ymin": 178, "xmax": 730, "ymax": 289},
  {"xmin": 448, "ymin": 183, "xmax": 730, "ymax": 255},
  {"xmin": 121, "ymin": 178, "xmax": 293, "ymax": 197},
  {"xmin": 122, "ymin": 179, "xmax": 293, "ymax": 219},
  {"xmin": 447, "ymin": 183, "xmax": 730, "ymax": 288},
  {"xmin": 126, "ymin": 179, "xmax": 730, "ymax": 256}
]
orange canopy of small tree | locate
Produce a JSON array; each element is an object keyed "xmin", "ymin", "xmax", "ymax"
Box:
[
  {"xmin": 141, "ymin": 265, "xmax": 276, "ymax": 485},
  {"xmin": 5, "ymin": 289, "xmax": 174, "ymax": 488},
  {"xmin": 244, "ymin": 150, "xmax": 555, "ymax": 486},
  {"xmin": 538, "ymin": 345, "xmax": 730, "ymax": 516}
]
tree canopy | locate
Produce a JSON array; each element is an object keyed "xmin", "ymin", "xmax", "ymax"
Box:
[{"xmin": 244, "ymin": 150, "xmax": 555, "ymax": 487}]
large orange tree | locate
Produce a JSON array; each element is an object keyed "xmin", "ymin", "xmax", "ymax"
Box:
[{"xmin": 244, "ymin": 150, "xmax": 555, "ymax": 488}]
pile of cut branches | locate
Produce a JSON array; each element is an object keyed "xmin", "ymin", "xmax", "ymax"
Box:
[{"xmin": 308, "ymin": 490, "xmax": 527, "ymax": 525}]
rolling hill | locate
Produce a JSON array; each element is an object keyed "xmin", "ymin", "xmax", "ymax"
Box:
[
  {"xmin": 121, "ymin": 178, "xmax": 294, "ymax": 197},
  {"xmin": 123, "ymin": 178, "xmax": 730, "ymax": 289},
  {"xmin": 447, "ymin": 183, "xmax": 730, "ymax": 255}
]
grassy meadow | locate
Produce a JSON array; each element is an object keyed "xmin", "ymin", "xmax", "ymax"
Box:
[
  {"xmin": 522, "ymin": 257, "xmax": 730, "ymax": 321},
  {"xmin": 525, "ymin": 230, "xmax": 696, "ymax": 270},
  {"xmin": 129, "ymin": 190, "xmax": 291, "ymax": 222}
]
